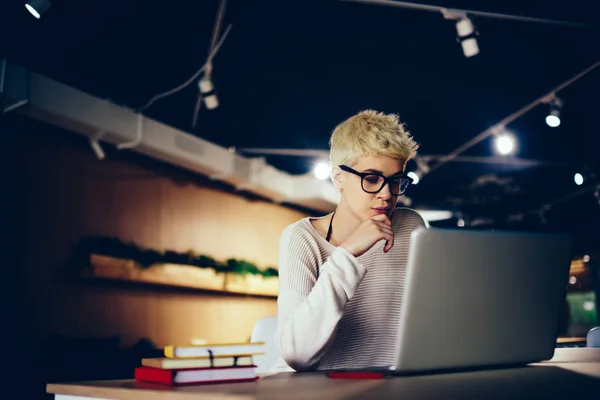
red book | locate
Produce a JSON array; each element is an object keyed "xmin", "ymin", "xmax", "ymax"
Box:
[
  {"xmin": 327, "ymin": 371, "xmax": 385, "ymax": 379},
  {"xmin": 134, "ymin": 365, "xmax": 258, "ymax": 386}
]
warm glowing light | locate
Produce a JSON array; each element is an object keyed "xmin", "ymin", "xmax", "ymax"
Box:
[{"xmin": 569, "ymin": 276, "xmax": 577, "ymax": 285}]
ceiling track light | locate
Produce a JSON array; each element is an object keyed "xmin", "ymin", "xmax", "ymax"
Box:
[
  {"xmin": 455, "ymin": 17, "xmax": 479, "ymax": 57},
  {"xmin": 25, "ymin": 0, "xmax": 51, "ymax": 19},
  {"xmin": 88, "ymin": 131, "xmax": 106, "ymax": 160},
  {"xmin": 544, "ymin": 95, "xmax": 563, "ymax": 128},
  {"xmin": 406, "ymin": 171, "xmax": 420, "ymax": 184},
  {"xmin": 573, "ymin": 167, "xmax": 596, "ymax": 187},
  {"xmin": 198, "ymin": 74, "xmax": 219, "ymax": 110},
  {"xmin": 442, "ymin": 9, "xmax": 480, "ymax": 57},
  {"xmin": 408, "ymin": 157, "xmax": 431, "ymax": 185},
  {"xmin": 455, "ymin": 212, "xmax": 467, "ymax": 227}
]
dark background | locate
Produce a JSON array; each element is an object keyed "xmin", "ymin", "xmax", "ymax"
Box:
[{"xmin": 0, "ymin": 1, "xmax": 599, "ymax": 396}]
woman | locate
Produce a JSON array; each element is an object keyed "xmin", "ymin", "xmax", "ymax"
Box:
[{"xmin": 272, "ymin": 110, "xmax": 427, "ymax": 372}]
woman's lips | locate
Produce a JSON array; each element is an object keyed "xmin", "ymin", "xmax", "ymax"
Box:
[{"xmin": 372, "ymin": 207, "xmax": 390, "ymax": 215}]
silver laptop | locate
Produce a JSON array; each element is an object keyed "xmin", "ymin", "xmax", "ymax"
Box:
[
  {"xmin": 389, "ymin": 227, "xmax": 574, "ymax": 374},
  {"xmin": 329, "ymin": 227, "xmax": 573, "ymax": 376}
]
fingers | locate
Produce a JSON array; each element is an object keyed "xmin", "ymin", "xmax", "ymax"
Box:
[
  {"xmin": 372, "ymin": 220, "xmax": 394, "ymax": 253},
  {"xmin": 371, "ymin": 214, "xmax": 392, "ymax": 225},
  {"xmin": 384, "ymin": 234, "xmax": 394, "ymax": 253},
  {"xmin": 373, "ymin": 221, "xmax": 394, "ymax": 253},
  {"xmin": 373, "ymin": 221, "xmax": 393, "ymax": 235}
]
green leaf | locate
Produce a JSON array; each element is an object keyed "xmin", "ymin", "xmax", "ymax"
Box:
[{"xmin": 71, "ymin": 236, "xmax": 277, "ymax": 278}]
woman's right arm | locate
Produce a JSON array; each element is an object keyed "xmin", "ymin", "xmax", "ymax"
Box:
[{"xmin": 274, "ymin": 224, "xmax": 367, "ymax": 371}]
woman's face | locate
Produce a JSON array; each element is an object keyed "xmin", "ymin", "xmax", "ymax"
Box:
[{"xmin": 333, "ymin": 155, "xmax": 406, "ymax": 221}]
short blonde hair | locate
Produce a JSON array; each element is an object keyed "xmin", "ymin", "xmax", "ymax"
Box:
[{"xmin": 329, "ymin": 110, "xmax": 419, "ymax": 167}]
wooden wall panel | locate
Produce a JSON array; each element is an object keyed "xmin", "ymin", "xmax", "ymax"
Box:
[
  {"xmin": 12, "ymin": 119, "xmax": 310, "ymax": 348},
  {"xmin": 46, "ymin": 284, "xmax": 278, "ymax": 347}
]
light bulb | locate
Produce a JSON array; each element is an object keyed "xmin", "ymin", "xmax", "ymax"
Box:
[
  {"xmin": 25, "ymin": 0, "xmax": 51, "ymax": 19},
  {"xmin": 199, "ymin": 77, "xmax": 214, "ymax": 94},
  {"xmin": 569, "ymin": 276, "xmax": 577, "ymax": 285},
  {"xmin": 494, "ymin": 133, "xmax": 516, "ymax": 155},
  {"xmin": 461, "ymin": 38, "xmax": 479, "ymax": 57},
  {"xmin": 313, "ymin": 162, "xmax": 330, "ymax": 180},
  {"xmin": 203, "ymin": 95, "xmax": 219, "ymax": 110},
  {"xmin": 546, "ymin": 110, "xmax": 561, "ymax": 127},
  {"xmin": 407, "ymin": 171, "xmax": 419, "ymax": 185},
  {"xmin": 25, "ymin": 4, "xmax": 40, "ymax": 18},
  {"xmin": 456, "ymin": 18, "xmax": 475, "ymax": 37}
]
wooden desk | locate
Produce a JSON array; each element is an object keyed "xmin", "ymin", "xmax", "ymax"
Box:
[
  {"xmin": 557, "ymin": 337, "xmax": 587, "ymax": 344},
  {"xmin": 48, "ymin": 348, "xmax": 600, "ymax": 400}
]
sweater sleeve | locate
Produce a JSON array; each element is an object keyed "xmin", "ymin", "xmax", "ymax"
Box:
[{"xmin": 274, "ymin": 224, "xmax": 367, "ymax": 371}]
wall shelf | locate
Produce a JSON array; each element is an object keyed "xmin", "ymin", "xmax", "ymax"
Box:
[{"xmin": 83, "ymin": 254, "xmax": 278, "ymax": 298}]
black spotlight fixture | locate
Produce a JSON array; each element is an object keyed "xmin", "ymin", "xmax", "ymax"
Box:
[{"xmin": 25, "ymin": 0, "xmax": 51, "ymax": 19}]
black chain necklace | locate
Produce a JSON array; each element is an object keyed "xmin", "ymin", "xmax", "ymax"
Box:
[{"xmin": 325, "ymin": 211, "xmax": 335, "ymax": 242}]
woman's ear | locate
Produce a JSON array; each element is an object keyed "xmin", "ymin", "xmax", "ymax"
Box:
[{"xmin": 331, "ymin": 165, "xmax": 343, "ymax": 191}]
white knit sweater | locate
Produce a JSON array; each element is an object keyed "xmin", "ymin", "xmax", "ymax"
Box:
[{"xmin": 272, "ymin": 207, "xmax": 427, "ymax": 372}]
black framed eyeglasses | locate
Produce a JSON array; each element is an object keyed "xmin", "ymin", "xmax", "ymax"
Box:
[{"xmin": 339, "ymin": 165, "xmax": 413, "ymax": 196}]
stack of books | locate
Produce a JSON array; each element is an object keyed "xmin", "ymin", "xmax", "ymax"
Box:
[{"xmin": 134, "ymin": 341, "xmax": 265, "ymax": 386}]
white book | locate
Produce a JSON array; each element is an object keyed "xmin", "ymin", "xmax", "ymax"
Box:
[{"xmin": 164, "ymin": 341, "xmax": 266, "ymax": 358}]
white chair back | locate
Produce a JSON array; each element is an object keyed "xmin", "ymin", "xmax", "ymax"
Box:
[
  {"xmin": 587, "ymin": 326, "xmax": 600, "ymax": 348},
  {"xmin": 250, "ymin": 316, "xmax": 280, "ymax": 373}
]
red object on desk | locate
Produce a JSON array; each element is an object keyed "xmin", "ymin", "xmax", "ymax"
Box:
[
  {"xmin": 327, "ymin": 371, "xmax": 385, "ymax": 379},
  {"xmin": 135, "ymin": 365, "xmax": 258, "ymax": 386}
]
